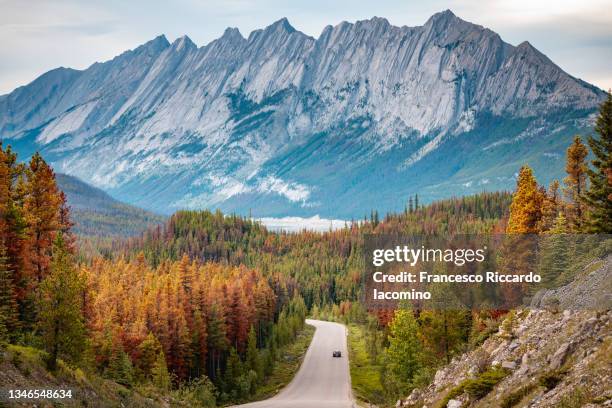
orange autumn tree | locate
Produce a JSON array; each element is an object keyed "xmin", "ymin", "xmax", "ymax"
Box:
[
  {"xmin": 0, "ymin": 146, "xmax": 73, "ymax": 332},
  {"xmin": 502, "ymin": 165, "xmax": 544, "ymax": 306},
  {"xmin": 507, "ymin": 165, "xmax": 544, "ymax": 233},
  {"xmin": 83, "ymin": 256, "xmax": 277, "ymax": 384},
  {"xmin": 24, "ymin": 153, "xmax": 63, "ymax": 284},
  {"xmin": 563, "ymin": 136, "xmax": 589, "ymax": 231}
]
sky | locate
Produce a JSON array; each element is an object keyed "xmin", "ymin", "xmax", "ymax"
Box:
[{"xmin": 1, "ymin": 0, "xmax": 611, "ymax": 95}]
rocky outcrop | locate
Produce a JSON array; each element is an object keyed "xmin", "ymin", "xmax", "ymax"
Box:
[{"xmin": 397, "ymin": 257, "xmax": 612, "ymax": 408}]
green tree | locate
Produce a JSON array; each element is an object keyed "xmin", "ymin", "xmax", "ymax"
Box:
[
  {"xmin": 107, "ymin": 349, "xmax": 135, "ymax": 386},
  {"xmin": 538, "ymin": 213, "xmax": 570, "ymax": 288},
  {"xmin": 245, "ymin": 326, "xmax": 263, "ymax": 384},
  {"xmin": 152, "ymin": 351, "xmax": 172, "ymax": 391},
  {"xmin": 383, "ymin": 309, "xmax": 422, "ymax": 397},
  {"xmin": 36, "ymin": 233, "xmax": 86, "ymax": 370},
  {"xmin": 136, "ymin": 332, "xmax": 163, "ymax": 380},
  {"xmin": 584, "ymin": 91, "xmax": 612, "ymax": 232},
  {"xmin": 0, "ymin": 243, "xmax": 19, "ymax": 342}
]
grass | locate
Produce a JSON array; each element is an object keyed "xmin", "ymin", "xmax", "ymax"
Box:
[
  {"xmin": 2, "ymin": 344, "xmax": 161, "ymax": 407},
  {"xmin": 347, "ymin": 324, "xmax": 385, "ymax": 406},
  {"xmin": 247, "ymin": 324, "xmax": 316, "ymax": 402}
]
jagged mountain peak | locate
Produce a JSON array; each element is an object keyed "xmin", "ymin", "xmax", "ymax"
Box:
[
  {"xmin": 424, "ymin": 8, "xmax": 482, "ymax": 36},
  {"xmin": 0, "ymin": 12, "xmax": 605, "ymax": 217},
  {"xmin": 221, "ymin": 27, "xmax": 244, "ymax": 41},
  {"xmin": 248, "ymin": 17, "xmax": 304, "ymax": 40},
  {"xmin": 270, "ymin": 17, "xmax": 296, "ymax": 33},
  {"xmin": 354, "ymin": 16, "xmax": 391, "ymax": 28},
  {"xmin": 147, "ymin": 34, "xmax": 171, "ymax": 49},
  {"xmin": 171, "ymin": 35, "xmax": 196, "ymax": 51}
]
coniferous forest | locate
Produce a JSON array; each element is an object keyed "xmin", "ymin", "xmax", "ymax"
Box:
[{"xmin": 0, "ymin": 93, "xmax": 610, "ymax": 406}]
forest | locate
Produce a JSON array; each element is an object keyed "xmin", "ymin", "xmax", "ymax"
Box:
[{"xmin": 0, "ymin": 93, "xmax": 610, "ymax": 407}]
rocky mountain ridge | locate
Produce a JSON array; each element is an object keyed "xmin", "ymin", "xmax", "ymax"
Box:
[{"xmin": 0, "ymin": 11, "xmax": 605, "ymax": 216}]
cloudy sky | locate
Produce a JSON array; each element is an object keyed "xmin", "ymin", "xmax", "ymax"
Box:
[{"xmin": 1, "ymin": 0, "xmax": 611, "ymax": 95}]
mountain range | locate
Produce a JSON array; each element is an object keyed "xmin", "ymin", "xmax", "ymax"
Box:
[{"xmin": 0, "ymin": 10, "xmax": 605, "ymax": 218}]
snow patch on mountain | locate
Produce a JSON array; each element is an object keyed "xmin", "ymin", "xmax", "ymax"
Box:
[{"xmin": 256, "ymin": 176, "xmax": 311, "ymax": 203}]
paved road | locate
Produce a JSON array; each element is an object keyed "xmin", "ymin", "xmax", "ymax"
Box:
[{"xmin": 235, "ymin": 319, "xmax": 355, "ymax": 408}]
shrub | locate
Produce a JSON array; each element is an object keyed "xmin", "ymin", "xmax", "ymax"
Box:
[
  {"xmin": 437, "ymin": 368, "xmax": 508, "ymax": 408},
  {"xmin": 538, "ymin": 369, "xmax": 566, "ymax": 390},
  {"xmin": 500, "ymin": 382, "xmax": 537, "ymax": 408},
  {"xmin": 463, "ymin": 367, "xmax": 509, "ymax": 398}
]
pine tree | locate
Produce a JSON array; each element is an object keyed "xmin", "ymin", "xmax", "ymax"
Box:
[
  {"xmin": 563, "ymin": 136, "xmax": 589, "ymax": 231},
  {"xmin": 137, "ymin": 332, "xmax": 163, "ymax": 380},
  {"xmin": 152, "ymin": 351, "xmax": 172, "ymax": 391},
  {"xmin": 584, "ymin": 91, "xmax": 612, "ymax": 232},
  {"xmin": 246, "ymin": 326, "xmax": 263, "ymax": 384},
  {"xmin": 539, "ymin": 180, "xmax": 561, "ymax": 232},
  {"xmin": 383, "ymin": 309, "xmax": 422, "ymax": 397},
  {"xmin": 538, "ymin": 213, "xmax": 569, "ymax": 288},
  {"xmin": 24, "ymin": 153, "xmax": 62, "ymax": 284},
  {"xmin": 507, "ymin": 165, "xmax": 543, "ymax": 233},
  {"xmin": 0, "ymin": 242, "xmax": 19, "ymax": 341},
  {"xmin": 0, "ymin": 145, "xmax": 29, "ymax": 317},
  {"xmin": 224, "ymin": 347, "xmax": 243, "ymax": 397},
  {"xmin": 108, "ymin": 349, "xmax": 135, "ymax": 386},
  {"xmin": 36, "ymin": 233, "xmax": 86, "ymax": 370}
]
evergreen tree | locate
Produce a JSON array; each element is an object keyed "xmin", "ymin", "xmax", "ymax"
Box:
[
  {"xmin": 563, "ymin": 136, "xmax": 589, "ymax": 231},
  {"xmin": 539, "ymin": 180, "xmax": 561, "ymax": 232},
  {"xmin": 224, "ymin": 347, "xmax": 243, "ymax": 398},
  {"xmin": 137, "ymin": 332, "xmax": 163, "ymax": 380},
  {"xmin": 584, "ymin": 91, "xmax": 612, "ymax": 232},
  {"xmin": 0, "ymin": 243, "xmax": 19, "ymax": 341},
  {"xmin": 36, "ymin": 233, "xmax": 86, "ymax": 370},
  {"xmin": 538, "ymin": 213, "xmax": 569, "ymax": 288},
  {"xmin": 383, "ymin": 309, "xmax": 422, "ymax": 397},
  {"xmin": 24, "ymin": 153, "xmax": 62, "ymax": 284},
  {"xmin": 152, "ymin": 351, "xmax": 172, "ymax": 391},
  {"xmin": 246, "ymin": 326, "xmax": 263, "ymax": 384},
  {"xmin": 108, "ymin": 349, "xmax": 135, "ymax": 386}
]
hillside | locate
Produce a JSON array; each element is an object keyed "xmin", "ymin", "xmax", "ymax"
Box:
[
  {"xmin": 56, "ymin": 173, "xmax": 165, "ymax": 237},
  {"xmin": 397, "ymin": 256, "xmax": 612, "ymax": 408},
  {"xmin": 0, "ymin": 11, "xmax": 605, "ymax": 217},
  {"xmin": 0, "ymin": 345, "xmax": 166, "ymax": 407}
]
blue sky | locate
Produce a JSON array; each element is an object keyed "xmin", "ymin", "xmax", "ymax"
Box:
[{"xmin": 1, "ymin": 0, "xmax": 611, "ymax": 94}]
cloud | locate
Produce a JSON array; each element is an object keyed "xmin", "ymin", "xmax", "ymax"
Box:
[{"xmin": 0, "ymin": 0, "xmax": 611, "ymax": 94}]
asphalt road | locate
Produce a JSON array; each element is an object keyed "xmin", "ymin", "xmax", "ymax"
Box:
[{"xmin": 234, "ymin": 319, "xmax": 355, "ymax": 408}]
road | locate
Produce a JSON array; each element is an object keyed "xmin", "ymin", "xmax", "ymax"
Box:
[{"xmin": 235, "ymin": 319, "xmax": 355, "ymax": 408}]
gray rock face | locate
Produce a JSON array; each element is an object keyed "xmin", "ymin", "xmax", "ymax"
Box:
[{"xmin": 0, "ymin": 11, "xmax": 605, "ymax": 215}]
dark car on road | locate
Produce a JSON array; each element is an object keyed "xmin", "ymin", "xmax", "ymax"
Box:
[{"xmin": 332, "ymin": 351, "xmax": 341, "ymax": 357}]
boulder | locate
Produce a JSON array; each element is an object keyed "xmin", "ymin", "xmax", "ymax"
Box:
[
  {"xmin": 501, "ymin": 360, "xmax": 517, "ymax": 370},
  {"xmin": 447, "ymin": 399, "xmax": 463, "ymax": 408},
  {"xmin": 550, "ymin": 342, "xmax": 573, "ymax": 370}
]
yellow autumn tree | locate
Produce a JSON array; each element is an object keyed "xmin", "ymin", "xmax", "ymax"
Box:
[{"xmin": 507, "ymin": 165, "xmax": 544, "ymax": 233}]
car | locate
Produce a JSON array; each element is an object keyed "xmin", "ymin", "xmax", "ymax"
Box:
[{"xmin": 332, "ymin": 351, "xmax": 342, "ymax": 357}]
